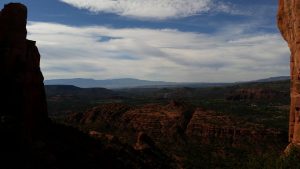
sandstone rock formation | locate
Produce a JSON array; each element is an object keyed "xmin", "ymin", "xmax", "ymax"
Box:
[
  {"xmin": 278, "ymin": 0, "xmax": 300, "ymax": 144},
  {"xmin": 67, "ymin": 102, "xmax": 283, "ymax": 146},
  {"xmin": 80, "ymin": 103, "xmax": 130, "ymax": 124},
  {"xmin": 120, "ymin": 102, "xmax": 191, "ymax": 140},
  {"xmin": 0, "ymin": 3, "xmax": 48, "ymax": 143},
  {"xmin": 66, "ymin": 101, "xmax": 193, "ymax": 140},
  {"xmin": 134, "ymin": 132, "xmax": 156, "ymax": 151},
  {"xmin": 185, "ymin": 108, "xmax": 282, "ymax": 145}
]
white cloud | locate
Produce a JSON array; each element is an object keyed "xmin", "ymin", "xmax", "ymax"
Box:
[
  {"xmin": 27, "ymin": 22, "xmax": 289, "ymax": 82},
  {"xmin": 59, "ymin": 0, "xmax": 234, "ymax": 19}
]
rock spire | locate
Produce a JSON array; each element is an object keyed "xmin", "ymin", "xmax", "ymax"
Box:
[{"xmin": 278, "ymin": 0, "xmax": 300, "ymax": 144}]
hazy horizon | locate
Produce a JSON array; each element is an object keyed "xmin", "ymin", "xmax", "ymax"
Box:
[
  {"xmin": 44, "ymin": 75, "xmax": 290, "ymax": 84},
  {"xmin": 1, "ymin": 0, "xmax": 290, "ymax": 82}
]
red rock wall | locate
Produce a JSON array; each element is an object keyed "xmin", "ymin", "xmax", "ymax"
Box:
[
  {"xmin": 68, "ymin": 103, "xmax": 282, "ymax": 145},
  {"xmin": 0, "ymin": 3, "xmax": 48, "ymax": 141},
  {"xmin": 278, "ymin": 0, "xmax": 300, "ymax": 143},
  {"xmin": 185, "ymin": 109, "xmax": 281, "ymax": 145}
]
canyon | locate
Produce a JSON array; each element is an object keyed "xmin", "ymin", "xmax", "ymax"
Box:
[{"xmin": 0, "ymin": 0, "xmax": 298, "ymax": 168}]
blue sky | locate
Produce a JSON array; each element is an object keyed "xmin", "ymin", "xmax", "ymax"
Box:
[{"xmin": 1, "ymin": 0, "xmax": 289, "ymax": 82}]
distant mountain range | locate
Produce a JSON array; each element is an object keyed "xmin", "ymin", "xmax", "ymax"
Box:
[
  {"xmin": 45, "ymin": 78, "xmax": 176, "ymax": 88},
  {"xmin": 44, "ymin": 76, "xmax": 290, "ymax": 89},
  {"xmin": 252, "ymin": 76, "xmax": 290, "ymax": 82}
]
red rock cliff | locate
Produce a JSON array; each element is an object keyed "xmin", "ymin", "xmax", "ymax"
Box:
[
  {"xmin": 0, "ymin": 3, "xmax": 48, "ymax": 142},
  {"xmin": 278, "ymin": 0, "xmax": 300, "ymax": 144}
]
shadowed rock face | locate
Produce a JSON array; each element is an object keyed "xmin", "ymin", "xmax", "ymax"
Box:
[
  {"xmin": 0, "ymin": 3, "xmax": 27, "ymax": 43},
  {"xmin": 0, "ymin": 3, "xmax": 48, "ymax": 143},
  {"xmin": 278, "ymin": 0, "xmax": 300, "ymax": 144}
]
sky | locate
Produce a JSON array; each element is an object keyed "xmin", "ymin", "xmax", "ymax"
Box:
[{"xmin": 1, "ymin": 0, "xmax": 290, "ymax": 82}]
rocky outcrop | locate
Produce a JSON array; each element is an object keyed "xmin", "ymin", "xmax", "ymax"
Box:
[
  {"xmin": 278, "ymin": 0, "xmax": 300, "ymax": 144},
  {"xmin": 119, "ymin": 101, "xmax": 193, "ymax": 140},
  {"xmin": 66, "ymin": 101, "xmax": 194, "ymax": 141},
  {"xmin": 134, "ymin": 132, "xmax": 156, "ymax": 151},
  {"xmin": 80, "ymin": 103, "xmax": 130, "ymax": 124},
  {"xmin": 0, "ymin": 3, "xmax": 48, "ymax": 143},
  {"xmin": 67, "ymin": 102, "xmax": 283, "ymax": 146},
  {"xmin": 186, "ymin": 108, "xmax": 282, "ymax": 145}
]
